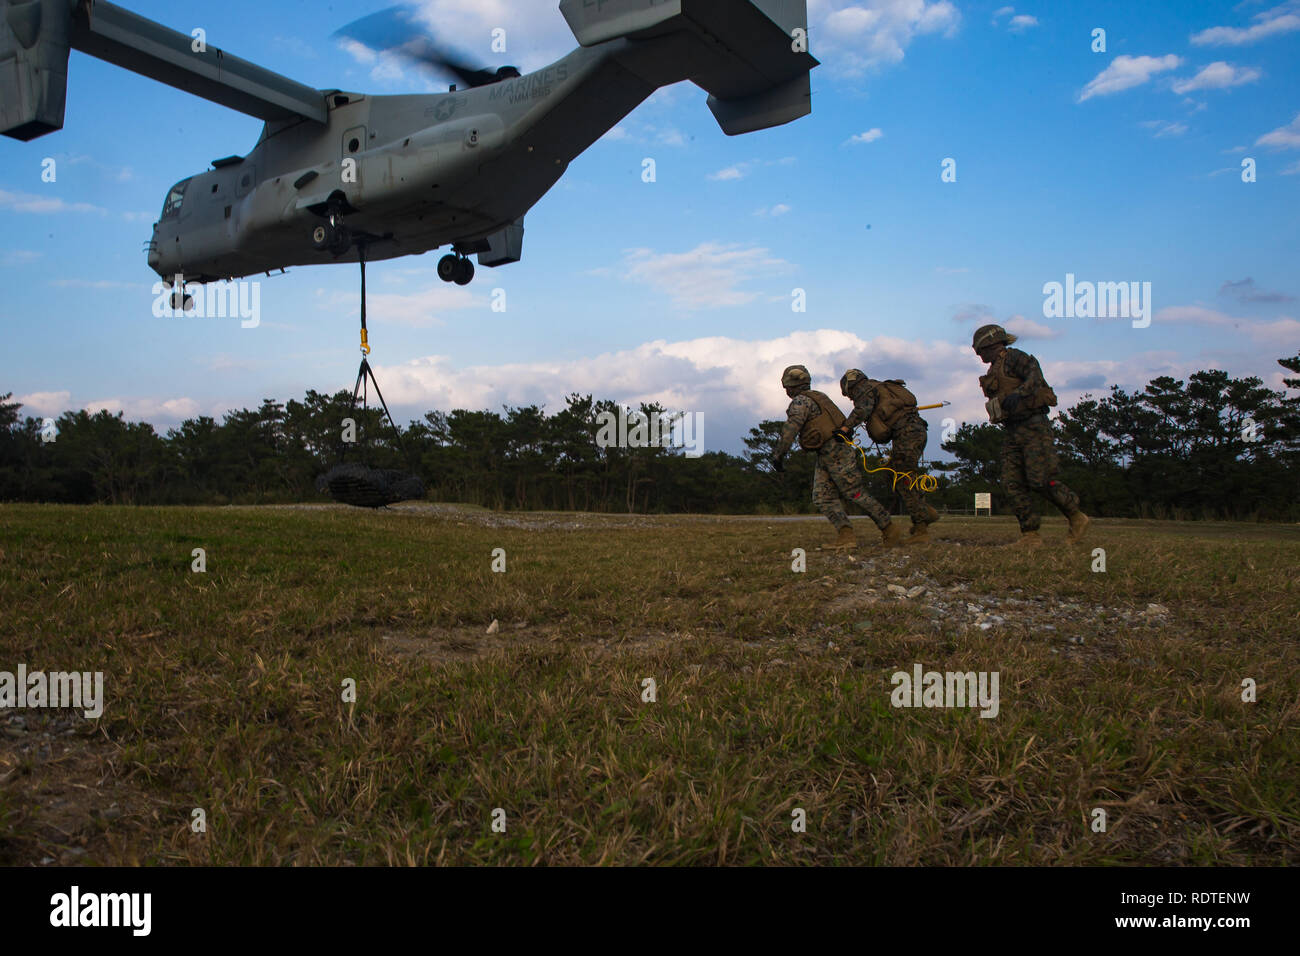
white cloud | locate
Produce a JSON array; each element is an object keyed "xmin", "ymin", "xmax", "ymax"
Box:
[
  {"xmin": 1077, "ymin": 54, "xmax": 1182, "ymax": 102},
  {"xmin": 1154, "ymin": 305, "xmax": 1300, "ymax": 348},
  {"xmin": 82, "ymin": 397, "xmax": 202, "ymax": 421},
  {"xmin": 13, "ymin": 391, "xmax": 71, "ymax": 416},
  {"xmin": 811, "ymin": 0, "xmax": 961, "ymax": 76},
  {"xmin": 339, "ymin": 37, "xmax": 376, "ymax": 66},
  {"xmin": 1141, "ymin": 119, "xmax": 1189, "ymax": 138},
  {"xmin": 709, "ymin": 164, "xmax": 748, "ymax": 181},
  {"xmin": 63, "ymin": 154, "xmax": 133, "ymax": 183},
  {"xmin": 1004, "ymin": 315, "xmax": 1062, "ymax": 340},
  {"xmin": 1222, "ymin": 145, "xmax": 1248, "ymax": 153},
  {"xmin": 12, "ymin": 391, "xmax": 203, "ymax": 423},
  {"xmin": 1036, "ymin": 352, "xmax": 1207, "ymax": 405},
  {"xmin": 1256, "ymin": 112, "xmax": 1300, "ymax": 149},
  {"xmin": 339, "ymin": 0, "xmax": 576, "ymax": 83},
  {"xmin": 597, "ymin": 120, "xmax": 688, "ymax": 148},
  {"xmin": 951, "ymin": 307, "xmax": 1060, "ymax": 340},
  {"xmin": 1190, "ymin": 5, "xmax": 1300, "ymax": 46},
  {"xmin": 991, "ymin": 6, "xmax": 1015, "ymax": 19},
  {"xmin": 1170, "ymin": 61, "xmax": 1262, "ymax": 94},
  {"xmin": 655, "ymin": 127, "xmax": 686, "ymax": 147},
  {"xmin": 1, "ymin": 250, "xmax": 41, "ymax": 266},
  {"xmin": 707, "ymin": 157, "xmax": 796, "ymax": 181},
  {"xmin": 370, "ymin": 330, "xmax": 1246, "ymax": 449},
  {"xmin": 617, "ymin": 242, "xmax": 795, "ymax": 310},
  {"xmin": 0, "ymin": 190, "xmax": 107, "ymax": 215},
  {"xmin": 313, "ymin": 282, "xmax": 478, "ymax": 328},
  {"xmin": 755, "ymin": 204, "xmax": 792, "ymax": 217},
  {"xmin": 1282, "ymin": 159, "xmax": 1300, "ymax": 175},
  {"xmin": 1007, "ymin": 15, "xmax": 1038, "ymax": 33},
  {"xmin": 371, "ymin": 328, "xmax": 989, "ymax": 444},
  {"xmin": 846, "ymin": 127, "xmax": 884, "ymax": 144}
]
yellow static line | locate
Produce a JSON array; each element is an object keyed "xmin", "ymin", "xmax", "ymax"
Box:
[{"xmin": 843, "ymin": 437, "xmax": 940, "ymax": 493}]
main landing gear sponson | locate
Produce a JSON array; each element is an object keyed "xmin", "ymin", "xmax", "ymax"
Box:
[{"xmin": 437, "ymin": 253, "xmax": 474, "ymax": 286}]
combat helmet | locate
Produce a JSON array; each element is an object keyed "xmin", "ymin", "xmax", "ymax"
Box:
[
  {"xmin": 840, "ymin": 368, "xmax": 867, "ymax": 396},
  {"xmin": 972, "ymin": 323, "xmax": 1017, "ymax": 352},
  {"xmin": 781, "ymin": 365, "xmax": 811, "ymax": 389}
]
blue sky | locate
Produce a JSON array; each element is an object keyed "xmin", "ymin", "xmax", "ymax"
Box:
[{"xmin": 2, "ymin": 0, "xmax": 1297, "ymax": 455}]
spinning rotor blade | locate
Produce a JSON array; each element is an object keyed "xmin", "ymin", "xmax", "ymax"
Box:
[{"xmin": 333, "ymin": 5, "xmax": 519, "ymax": 89}]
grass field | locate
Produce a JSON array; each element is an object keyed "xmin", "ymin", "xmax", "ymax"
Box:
[{"xmin": 0, "ymin": 503, "xmax": 1296, "ymax": 865}]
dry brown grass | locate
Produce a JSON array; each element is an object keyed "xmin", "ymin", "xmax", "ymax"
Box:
[{"xmin": 0, "ymin": 504, "xmax": 1296, "ymax": 865}]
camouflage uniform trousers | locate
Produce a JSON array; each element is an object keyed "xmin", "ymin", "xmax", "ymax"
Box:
[
  {"xmin": 884, "ymin": 412, "xmax": 933, "ymax": 526},
  {"xmin": 1000, "ymin": 414, "xmax": 1081, "ymax": 532},
  {"xmin": 812, "ymin": 439, "xmax": 891, "ymax": 531}
]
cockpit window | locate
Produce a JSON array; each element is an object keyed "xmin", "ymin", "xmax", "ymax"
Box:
[{"xmin": 161, "ymin": 179, "xmax": 190, "ymax": 219}]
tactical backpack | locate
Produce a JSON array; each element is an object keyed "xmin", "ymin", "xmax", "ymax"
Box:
[
  {"xmin": 797, "ymin": 390, "xmax": 847, "ymax": 450},
  {"xmin": 862, "ymin": 379, "xmax": 918, "ymax": 443}
]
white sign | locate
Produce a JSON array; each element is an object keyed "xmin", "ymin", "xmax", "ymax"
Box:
[{"xmin": 974, "ymin": 493, "xmax": 991, "ymax": 513}]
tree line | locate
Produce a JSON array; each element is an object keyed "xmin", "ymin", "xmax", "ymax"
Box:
[{"xmin": 2, "ymin": 354, "xmax": 1297, "ymax": 519}]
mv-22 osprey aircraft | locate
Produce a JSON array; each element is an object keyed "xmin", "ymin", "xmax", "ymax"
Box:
[{"xmin": 1, "ymin": 0, "xmax": 818, "ymax": 297}]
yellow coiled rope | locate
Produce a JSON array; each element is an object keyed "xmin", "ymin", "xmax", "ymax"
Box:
[{"xmin": 841, "ymin": 436, "xmax": 940, "ymax": 493}]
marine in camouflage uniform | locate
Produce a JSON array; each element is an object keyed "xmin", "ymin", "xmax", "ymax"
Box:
[
  {"xmin": 972, "ymin": 324, "xmax": 1090, "ymax": 547},
  {"xmin": 836, "ymin": 369, "xmax": 941, "ymax": 543},
  {"xmin": 768, "ymin": 365, "xmax": 902, "ymax": 550}
]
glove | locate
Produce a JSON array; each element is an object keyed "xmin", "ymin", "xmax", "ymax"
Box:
[
  {"xmin": 1000, "ymin": 392, "xmax": 1023, "ymax": 415},
  {"xmin": 833, "ymin": 425, "xmax": 854, "ymax": 443},
  {"xmin": 769, "ymin": 453, "xmax": 785, "ymax": 473}
]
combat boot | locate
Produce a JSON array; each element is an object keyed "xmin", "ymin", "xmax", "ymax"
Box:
[
  {"xmin": 908, "ymin": 506, "xmax": 941, "ymax": 544},
  {"xmin": 881, "ymin": 521, "xmax": 904, "ymax": 548},
  {"xmin": 1067, "ymin": 511, "xmax": 1091, "ymax": 543},
  {"xmin": 828, "ymin": 525, "xmax": 857, "ymax": 550},
  {"xmin": 1006, "ymin": 530, "xmax": 1042, "ymax": 549}
]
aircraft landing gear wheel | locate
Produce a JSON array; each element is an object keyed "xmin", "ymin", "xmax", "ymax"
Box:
[
  {"xmin": 312, "ymin": 212, "xmax": 352, "ymax": 256},
  {"xmin": 453, "ymin": 257, "xmax": 474, "ymax": 285},
  {"xmin": 169, "ymin": 290, "xmax": 194, "ymax": 311},
  {"xmin": 437, "ymin": 254, "xmax": 460, "ymax": 282}
]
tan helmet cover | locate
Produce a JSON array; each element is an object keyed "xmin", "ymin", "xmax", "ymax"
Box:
[
  {"xmin": 972, "ymin": 323, "xmax": 1018, "ymax": 351},
  {"xmin": 781, "ymin": 364, "xmax": 812, "ymax": 389},
  {"xmin": 840, "ymin": 368, "xmax": 867, "ymax": 396}
]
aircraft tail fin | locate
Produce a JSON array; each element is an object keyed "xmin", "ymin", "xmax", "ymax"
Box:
[{"xmin": 559, "ymin": 0, "xmax": 817, "ymax": 135}]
